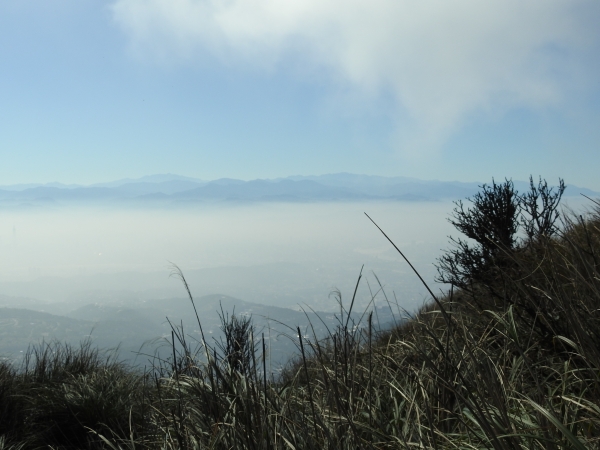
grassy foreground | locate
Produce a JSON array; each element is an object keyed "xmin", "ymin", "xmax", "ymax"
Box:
[{"xmin": 1, "ymin": 203, "xmax": 600, "ymax": 449}]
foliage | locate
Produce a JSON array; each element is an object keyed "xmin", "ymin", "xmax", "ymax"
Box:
[
  {"xmin": 216, "ymin": 304, "xmax": 256, "ymax": 378},
  {"xmin": 0, "ymin": 340, "xmax": 146, "ymax": 448},
  {"xmin": 520, "ymin": 176, "xmax": 566, "ymax": 241},
  {"xmin": 436, "ymin": 176, "xmax": 565, "ymax": 289}
]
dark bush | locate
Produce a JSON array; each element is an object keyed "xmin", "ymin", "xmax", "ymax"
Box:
[
  {"xmin": 436, "ymin": 176, "xmax": 565, "ymax": 289},
  {"xmin": 436, "ymin": 179, "xmax": 520, "ymax": 288},
  {"xmin": 520, "ymin": 175, "xmax": 565, "ymax": 241}
]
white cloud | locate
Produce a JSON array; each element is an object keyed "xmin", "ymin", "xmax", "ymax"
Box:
[{"xmin": 111, "ymin": 0, "xmax": 600, "ymax": 155}]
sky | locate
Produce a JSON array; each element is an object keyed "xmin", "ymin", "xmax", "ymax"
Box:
[{"xmin": 1, "ymin": 0, "xmax": 599, "ymax": 189}]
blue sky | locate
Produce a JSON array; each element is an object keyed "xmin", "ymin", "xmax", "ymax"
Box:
[{"xmin": 1, "ymin": 0, "xmax": 599, "ymax": 189}]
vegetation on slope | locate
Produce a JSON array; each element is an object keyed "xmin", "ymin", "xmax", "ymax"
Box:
[{"xmin": 1, "ymin": 177, "xmax": 599, "ymax": 449}]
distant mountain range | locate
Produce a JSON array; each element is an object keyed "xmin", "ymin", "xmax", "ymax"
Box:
[{"xmin": 0, "ymin": 173, "xmax": 595, "ymax": 207}]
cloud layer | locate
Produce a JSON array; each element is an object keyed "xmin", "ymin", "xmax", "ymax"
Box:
[{"xmin": 111, "ymin": 0, "xmax": 600, "ymax": 154}]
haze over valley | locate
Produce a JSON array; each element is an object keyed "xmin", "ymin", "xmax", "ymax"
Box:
[
  {"xmin": 0, "ymin": 174, "xmax": 458, "ymax": 361},
  {"xmin": 0, "ymin": 172, "xmax": 592, "ymax": 364}
]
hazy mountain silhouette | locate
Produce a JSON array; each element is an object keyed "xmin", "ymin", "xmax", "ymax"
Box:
[
  {"xmin": 0, "ymin": 173, "xmax": 595, "ymax": 207},
  {"xmin": 0, "ymin": 294, "xmax": 376, "ymax": 366}
]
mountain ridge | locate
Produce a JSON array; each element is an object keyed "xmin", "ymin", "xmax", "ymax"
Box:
[{"xmin": 0, "ymin": 173, "xmax": 595, "ymax": 207}]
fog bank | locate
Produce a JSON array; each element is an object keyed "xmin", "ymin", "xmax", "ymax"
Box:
[{"xmin": 0, "ymin": 201, "xmax": 456, "ymax": 312}]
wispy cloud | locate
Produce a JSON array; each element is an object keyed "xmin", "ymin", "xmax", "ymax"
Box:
[{"xmin": 111, "ymin": 0, "xmax": 600, "ymax": 155}]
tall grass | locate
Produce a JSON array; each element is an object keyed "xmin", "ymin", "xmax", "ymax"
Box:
[
  {"xmin": 1, "ymin": 203, "xmax": 600, "ymax": 449},
  {"xmin": 0, "ymin": 339, "xmax": 146, "ymax": 448}
]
